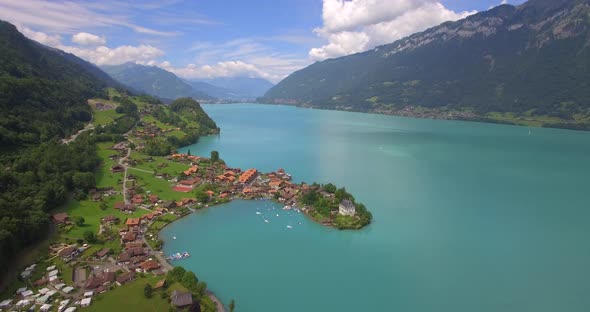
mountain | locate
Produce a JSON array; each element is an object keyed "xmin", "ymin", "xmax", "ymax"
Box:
[
  {"xmin": 0, "ymin": 20, "xmax": 122, "ymax": 147},
  {"xmin": 101, "ymin": 63, "xmax": 213, "ymax": 101},
  {"xmin": 186, "ymin": 80, "xmax": 238, "ymax": 100},
  {"xmin": 200, "ymin": 77, "xmax": 274, "ymax": 99},
  {"xmin": 262, "ymin": 0, "xmax": 590, "ymax": 128}
]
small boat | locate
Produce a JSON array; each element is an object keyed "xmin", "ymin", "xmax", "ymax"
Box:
[
  {"xmin": 264, "ymin": 219, "xmax": 269, "ymax": 223},
  {"xmin": 172, "ymin": 236, "xmax": 176, "ymax": 240},
  {"xmin": 276, "ymin": 214, "xmax": 279, "ymax": 217},
  {"xmin": 283, "ymin": 205, "xmax": 291, "ymax": 210},
  {"xmin": 256, "ymin": 212, "xmax": 261, "ymax": 215},
  {"xmin": 286, "ymin": 225, "xmax": 293, "ymax": 229}
]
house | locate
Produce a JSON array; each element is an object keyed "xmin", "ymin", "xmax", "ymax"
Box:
[
  {"xmin": 148, "ymin": 194, "xmax": 159, "ymax": 204},
  {"xmin": 58, "ymin": 246, "xmax": 79, "ymax": 261},
  {"xmin": 125, "ymin": 218, "xmax": 141, "ymax": 227},
  {"xmin": 154, "ymin": 279, "xmax": 166, "ymax": 289},
  {"xmin": 183, "ymin": 165, "xmax": 199, "ymax": 176},
  {"xmin": 80, "ymin": 298, "xmax": 91, "ymax": 307},
  {"xmin": 178, "ymin": 177, "xmax": 202, "ymax": 189},
  {"xmin": 52, "ymin": 213, "xmax": 69, "ymax": 224},
  {"xmin": 171, "ymin": 290, "xmax": 193, "ymax": 308},
  {"xmin": 139, "ymin": 259, "xmax": 161, "ymax": 272},
  {"xmin": 125, "ymin": 242, "xmax": 143, "ymax": 249},
  {"xmin": 113, "ymin": 202, "xmax": 125, "ymax": 210},
  {"xmin": 116, "ymin": 272, "xmax": 135, "ymax": 285},
  {"xmin": 338, "ymin": 199, "xmax": 356, "ymax": 216},
  {"xmin": 131, "ymin": 194, "xmax": 144, "ymax": 204},
  {"xmin": 238, "ymin": 169, "xmax": 258, "ymax": 184},
  {"xmin": 101, "ymin": 215, "xmax": 119, "ymax": 224},
  {"xmin": 121, "ymin": 232, "xmax": 137, "ymax": 243},
  {"xmin": 85, "ymin": 272, "xmax": 115, "ymax": 289},
  {"xmin": 94, "ymin": 248, "xmax": 111, "ymax": 260},
  {"xmin": 110, "ymin": 165, "xmax": 125, "ymax": 173}
]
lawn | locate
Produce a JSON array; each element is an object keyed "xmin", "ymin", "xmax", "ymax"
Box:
[
  {"xmin": 84, "ymin": 277, "xmax": 171, "ymax": 312},
  {"xmin": 132, "ymin": 171, "xmax": 188, "ymax": 201},
  {"xmin": 96, "ymin": 142, "xmax": 124, "ymax": 190},
  {"xmin": 93, "ymin": 109, "xmax": 124, "ymax": 126},
  {"xmin": 130, "ymin": 151, "xmax": 189, "ymax": 176}
]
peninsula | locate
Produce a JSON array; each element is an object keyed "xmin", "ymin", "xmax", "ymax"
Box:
[{"xmin": 0, "ymin": 90, "xmax": 371, "ymax": 312}]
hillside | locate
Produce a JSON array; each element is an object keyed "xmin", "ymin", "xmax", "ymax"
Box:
[
  {"xmin": 0, "ymin": 20, "xmax": 122, "ymax": 147},
  {"xmin": 262, "ymin": 0, "xmax": 590, "ymax": 129},
  {"xmin": 101, "ymin": 63, "xmax": 214, "ymax": 101}
]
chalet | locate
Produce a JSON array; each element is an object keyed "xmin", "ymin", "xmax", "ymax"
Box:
[
  {"xmin": 52, "ymin": 213, "xmax": 69, "ymax": 224},
  {"xmin": 139, "ymin": 259, "xmax": 161, "ymax": 272},
  {"xmin": 154, "ymin": 279, "xmax": 166, "ymax": 289},
  {"xmin": 121, "ymin": 232, "xmax": 137, "ymax": 243},
  {"xmin": 125, "ymin": 242, "xmax": 143, "ymax": 249},
  {"xmin": 85, "ymin": 272, "xmax": 115, "ymax": 289},
  {"xmin": 183, "ymin": 165, "xmax": 199, "ymax": 176},
  {"xmin": 238, "ymin": 169, "xmax": 258, "ymax": 184},
  {"xmin": 94, "ymin": 248, "xmax": 111, "ymax": 260},
  {"xmin": 57, "ymin": 246, "xmax": 79, "ymax": 261},
  {"xmin": 116, "ymin": 272, "xmax": 135, "ymax": 285},
  {"xmin": 111, "ymin": 142, "xmax": 128, "ymax": 151},
  {"xmin": 131, "ymin": 194, "xmax": 144, "ymax": 204},
  {"xmin": 148, "ymin": 194, "xmax": 159, "ymax": 204},
  {"xmin": 171, "ymin": 290, "xmax": 193, "ymax": 308},
  {"xmin": 125, "ymin": 218, "xmax": 141, "ymax": 227},
  {"xmin": 91, "ymin": 193, "xmax": 102, "ymax": 201},
  {"xmin": 178, "ymin": 178, "xmax": 202, "ymax": 189},
  {"xmin": 110, "ymin": 165, "xmax": 125, "ymax": 173},
  {"xmin": 338, "ymin": 200, "xmax": 356, "ymax": 216},
  {"xmin": 113, "ymin": 202, "xmax": 126, "ymax": 210},
  {"xmin": 206, "ymin": 190, "xmax": 214, "ymax": 198},
  {"xmin": 101, "ymin": 215, "xmax": 119, "ymax": 224},
  {"xmin": 142, "ymin": 213, "xmax": 157, "ymax": 221}
]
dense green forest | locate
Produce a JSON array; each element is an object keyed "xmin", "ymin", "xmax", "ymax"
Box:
[
  {"xmin": 262, "ymin": 0, "xmax": 590, "ymax": 126},
  {"xmin": 0, "ymin": 20, "xmax": 127, "ymax": 277},
  {"xmin": 0, "ymin": 20, "xmax": 122, "ymax": 147},
  {"xmin": 144, "ymin": 97, "xmax": 219, "ymax": 156}
]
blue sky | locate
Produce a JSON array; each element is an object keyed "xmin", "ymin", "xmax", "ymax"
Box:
[{"xmin": 0, "ymin": 0, "xmax": 527, "ymax": 83}]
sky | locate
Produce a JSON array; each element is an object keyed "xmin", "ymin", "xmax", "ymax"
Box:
[{"xmin": 0, "ymin": 0, "xmax": 527, "ymax": 83}]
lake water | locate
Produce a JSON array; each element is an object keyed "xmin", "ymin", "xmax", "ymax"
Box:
[{"xmin": 161, "ymin": 104, "xmax": 590, "ymax": 312}]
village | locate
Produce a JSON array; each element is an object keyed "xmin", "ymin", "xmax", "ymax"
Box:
[{"xmin": 0, "ymin": 92, "xmax": 370, "ymax": 312}]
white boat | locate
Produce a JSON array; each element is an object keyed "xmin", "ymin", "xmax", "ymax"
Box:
[
  {"xmin": 283, "ymin": 205, "xmax": 291, "ymax": 210},
  {"xmin": 172, "ymin": 236, "xmax": 176, "ymax": 240},
  {"xmin": 286, "ymin": 225, "xmax": 293, "ymax": 229},
  {"xmin": 256, "ymin": 212, "xmax": 261, "ymax": 215},
  {"xmin": 264, "ymin": 219, "xmax": 269, "ymax": 223},
  {"xmin": 276, "ymin": 214, "xmax": 279, "ymax": 217}
]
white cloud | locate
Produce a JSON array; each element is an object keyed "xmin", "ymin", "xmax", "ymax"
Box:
[
  {"xmin": 310, "ymin": 0, "xmax": 476, "ymax": 60},
  {"xmin": 18, "ymin": 25, "xmax": 62, "ymax": 46},
  {"xmin": 72, "ymin": 32, "xmax": 106, "ymax": 46},
  {"xmin": 163, "ymin": 61, "xmax": 271, "ymax": 81},
  {"xmin": 0, "ymin": 0, "xmax": 179, "ymax": 36},
  {"xmin": 61, "ymin": 45, "xmax": 165, "ymax": 65},
  {"xmin": 501, "ymin": 0, "xmax": 509, "ymax": 4}
]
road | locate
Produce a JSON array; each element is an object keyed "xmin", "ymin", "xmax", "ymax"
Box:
[{"xmin": 62, "ymin": 113, "xmax": 94, "ymax": 144}]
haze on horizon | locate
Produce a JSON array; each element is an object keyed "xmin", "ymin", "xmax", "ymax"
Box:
[{"xmin": 0, "ymin": 0, "xmax": 525, "ymax": 84}]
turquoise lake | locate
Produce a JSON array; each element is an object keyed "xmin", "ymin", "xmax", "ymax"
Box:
[{"xmin": 162, "ymin": 103, "xmax": 590, "ymax": 312}]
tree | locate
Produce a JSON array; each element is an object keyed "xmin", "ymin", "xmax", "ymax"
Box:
[
  {"xmin": 99, "ymin": 201, "xmax": 108, "ymax": 211},
  {"xmin": 195, "ymin": 281, "xmax": 207, "ymax": 296},
  {"xmin": 187, "ymin": 149, "xmax": 191, "ymax": 156},
  {"xmin": 167, "ymin": 266, "xmax": 186, "ymax": 282},
  {"xmin": 194, "ymin": 190, "xmax": 209, "ymax": 203},
  {"xmin": 210, "ymin": 150, "xmax": 219, "ymax": 162},
  {"xmin": 74, "ymin": 216, "xmax": 85, "ymax": 226},
  {"xmin": 144, "ymin": 283, "xmax": 153, "ymax": 298},
  {"xmin": 229, "ymin": 299, "xmax": 236, "ymax": 312},
  {"xmin": 181, "ymin": 271, "xmax": 199, "ymax": 292},
  {"xmin": 83, "ymin": 230, "xmax": 96, "ymax": 243}
]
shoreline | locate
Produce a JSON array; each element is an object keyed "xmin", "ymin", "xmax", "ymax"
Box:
[{"xmin": 252, "ymin": 101, "xmax": 590, "ymax": 132}]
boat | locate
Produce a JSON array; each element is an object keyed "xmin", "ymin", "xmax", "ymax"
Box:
[
  {"xmin": 172, "ymin": 236, "xmax": 176, "ymax": 240},
  {"xmin": 286, "ymin": 225, "xmax": 293, "ymax": 229},
  {"xmin": 256, "ymin": 212, "xmax": 261, "ymax": 215},
  {"xmin": 264, "ymin": 219, "xmax": 269, "ymax": 223},
  {"xmin": 283, "ymin": 205, "xmax": 291, "ymax": 210},
  {"xmin": 276, "ymin": 214, "xmax": 279, "ymax": 217},
  {"xmin": 168, "ymin": 251, "xmax": 191, "ymax": 261}
]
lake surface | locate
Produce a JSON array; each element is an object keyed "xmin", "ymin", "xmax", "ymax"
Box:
[{"xmin": 162, "ymin": 104, "xmax": 590, "ymax": 312}]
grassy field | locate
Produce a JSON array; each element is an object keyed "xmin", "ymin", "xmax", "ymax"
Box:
[
  {"xmin": 96, "ymin": 142, "xmax": 124, "ymax": 190},
  {"xmin": 84, "ymin": 277, "xmax": 171, "ymax": 312},
  {"xmin": 132, "ymin": 170, "xmax": 189, "ymax": 201},
  {"xmin": 486, "ymin": 111, "xmax": 586, "ymax": 127},
  {"xmin": 93, "ymin": 109, "xmax": 124, "ymax": 127},
  {"xmin": 130, "ymin": 151, "xmax": 189, "ymax": 176}
]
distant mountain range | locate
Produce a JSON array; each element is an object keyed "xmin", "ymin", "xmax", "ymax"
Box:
[
  {"xmin": 101, "ymin": 62, "xmax": 274, "ymax": 101},
  {"xmin": 262, "ymin": 0, "xmax": 590, "ymax": 129}
]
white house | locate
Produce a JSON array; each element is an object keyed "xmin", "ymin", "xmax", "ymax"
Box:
[
  {"xmin": 338, "ymin": 200, "xmax": 356, "ymax": 216},
  {"xmin": 80, "ymin": 298, "xmax": 92, "ymax": 307}
]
